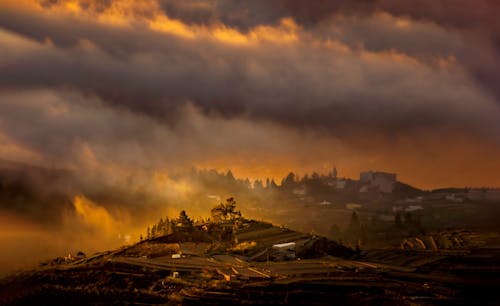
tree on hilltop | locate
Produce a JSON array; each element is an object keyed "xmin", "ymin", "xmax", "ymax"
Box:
[
  {"xmin": 177, "ymin": 210, "xmax": 193, "ymax": 228},
  {"xmin": 281, "ymin": 172, "xmax": 296, "ymax": 189},
  {"xmin": 211, "ymin": 197, "xmax": 241, "ymax": 223}
]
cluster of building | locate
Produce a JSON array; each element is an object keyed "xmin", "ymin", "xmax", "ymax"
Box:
[
  {"xmin": 359, "ymin": 171, "xmax": 397, "ymax": 193},
  {"xmin": 428, "ymin": 189, "xmax": 500, "ymax": 202},
  {"xmin": 291, "ymin": 167, "xmax": 500, "ymax": 203},
  {"xmin": 292, "ymin": 169, "xmax": 399, "ymax": 197}
]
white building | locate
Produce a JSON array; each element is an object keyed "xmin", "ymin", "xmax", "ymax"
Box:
[
  {"xmin": 360, "ymin": 171, "xmax": 397, "ymax": 193},
  {"xmin": 335, "ymin": 179, "xmax": 347, "ymax": 189}
]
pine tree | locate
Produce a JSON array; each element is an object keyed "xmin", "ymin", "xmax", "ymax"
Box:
[
  {"xmin": 211, "ymin": 197, "xmax": 241, "ymax": 223},
  {"xmin": 331, "ymin": 167, "xmax": 338, "ymax": 179},
  {"xmin": 177, "ymin": 210, "xmax": 193, "ymax": 229},
  {"xmin": 169, "ymin": 219, "xmax": 176, "ymax": 234},
  {"xmin": 270, "ymin": 179, "xmax": 278, "ymax": 188},
  {"xmin": 254, "ymin": 180, "xmax": 263, "ymax": 189},
  {"xmin": 244, "ymin": 178, "xmax": 251, "ymax": 189},
  {"xmin": 164, "ymin": 217, "xmax": 170, "ymax": 235},
  {"xmin": 151, "ymin": 225, "xmax": 156, "ymax": 238},
  {"xmin": 158, "ymin": 218, "xmax": 164, "ymax": 234},
  {"xmin": 226, "ymin": 170, "xmax": 235, "ymax": 181},
  {"xmin": 281, "ymin": 172, "xmax": 296, "ymax": 189}
]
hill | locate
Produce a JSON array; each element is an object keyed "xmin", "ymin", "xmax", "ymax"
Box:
[{"xmin": 1, "ymin": 201, "xmax": 500, "ymax": 305}]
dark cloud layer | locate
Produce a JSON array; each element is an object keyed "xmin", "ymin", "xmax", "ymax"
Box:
[
  {"xmin": 33, "ymin": 0, "xmax": 500, "ymax": 40},
  {"xmin": 0, "ymin": 0, "xmax": 499, "ymax": 186},
  {"xmin": 0, "ymin": 5, "xmax": 498, "ymax": 137},
  {"xmin": 6, "ymin": 0, "xmax": 500, "ymax": 97},
  {"xmin": 155, "ymin": 0, "xmax": 500, "ymax": 100}
]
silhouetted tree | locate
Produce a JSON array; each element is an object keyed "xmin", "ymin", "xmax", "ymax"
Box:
[
  {"xmin": 151, "ymin": 224, "xmax": 157, "ymax": 238},
  {"xmin": 254, "ymin": 180, "xmax": 264, "ymax": 189},
  {"xmin": 158, "ymin": 218, "xmax": 165, "ymax": 234},
  {"xmin": 163, "ymin": 217, "xmax": 170, "ymax": 235},
  {"xmin": 270, "ymin": 179, "xmax": 278, "ymax": 188},
  {"xmin": 281, "ymin": 172, "xmax": 296, "ymax": 189},
  {"xmin": 244, "ymin": 178, "xmax": 251, "ymax": 189},
  {"xmin": 211, "ymin": 197, "xmax": 241, "ymax": 223},
  {"xmin": 226, "ymin": 170, "xmax": 235, "ymax": 181},
  {"xmin": 169, "ymin": 219, "xmax": 176, "ymax": 234},
  {"xmin": 331, "ymin": 167, "xmax": 338, "ymax": 179},
  {"xmin": 177, "ymin": 210, "xmax": 193, "ymax": 229}
]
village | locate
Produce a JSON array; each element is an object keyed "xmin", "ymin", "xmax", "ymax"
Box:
[{"xmin": 174, "ymin": 168, "xmax": 500, "ymax": 251}]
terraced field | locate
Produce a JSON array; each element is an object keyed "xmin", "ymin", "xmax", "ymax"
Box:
[{"xmin": 1, "ymin": 223, "xmax": 500, "ymax": 305}]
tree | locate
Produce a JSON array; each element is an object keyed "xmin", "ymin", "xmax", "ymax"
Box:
[
  {"xmin": 168, "ymin": 219, "xmax": 176, "ymax": 234},
  {"xmin": 281, "ymin": 172, "xmax": 296, "ymax": 189},
  {"xmin": 146, "ymin": 226, "xmax": 151, "ymax": 240},
  {"xmin": 158, "ymin": 218, "xmax": 165, "ymax": 234},
  {"xmin": 270, "ymin": 179, "xmax": 278, "ymax": 188},
  {"xmin": 254, "ymin": 180, "xmax": 264, "ymax": 189},
  {"xmin": 151, "ymin": 224, "xmax": 157, "ymax": 238},
  {"xmin": 211, "ymin": 197, "xmax": 241, "ymax": 223},
  {"xmin": 177, "ymin": 210, "xmax": 193, "ymax": 228},
  {"xmin": 331, "ymin": 167, "xmax": 338, "ymax": 179},
  {"xmin": 165, "ymin": 220, "xmax": 170, "ymax": 234},
  {"xmin": 226, "ymin": 170, "xmax": 235, "ymax": 181}
]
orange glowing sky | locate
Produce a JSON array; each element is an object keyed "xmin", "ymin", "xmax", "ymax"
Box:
[{"xmin": 0, "ymin": 0, "xmax": 499, "ymax": 189}]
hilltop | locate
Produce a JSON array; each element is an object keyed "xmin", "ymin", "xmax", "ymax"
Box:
[{"xmin": 1, "ymin": 198, "xmax": 500, "ymax": 305}]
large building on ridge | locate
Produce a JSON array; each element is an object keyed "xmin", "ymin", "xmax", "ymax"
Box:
[{"xmin": 360, "ymin": 171, "xmax": 397, "ymax": 193}]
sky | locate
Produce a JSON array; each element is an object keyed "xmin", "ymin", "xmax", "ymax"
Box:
[
  {"xmin": 1, "ymin": 0, "xmax": 500, "ymax": 274},
  {"xmin": 1, "ymin": 0, "xmax": 500, "ymax": 186},
  {"xmin": 0, "ymin": 0, "xmax": 499, "ymax": 189}
]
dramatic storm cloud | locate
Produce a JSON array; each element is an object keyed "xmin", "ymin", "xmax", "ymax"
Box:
[
  {"xmin": 0, "ymin": 0, "xmax": 500, "ymax": 219},
  {"xmin": 1, "ymin": 0, "xmax": 500, "ymax": 274}
]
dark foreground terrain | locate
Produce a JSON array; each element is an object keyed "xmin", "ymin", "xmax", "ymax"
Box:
[{"xmin": 1, "ymin": 221, "xmax": 500, "ymax": 305}]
